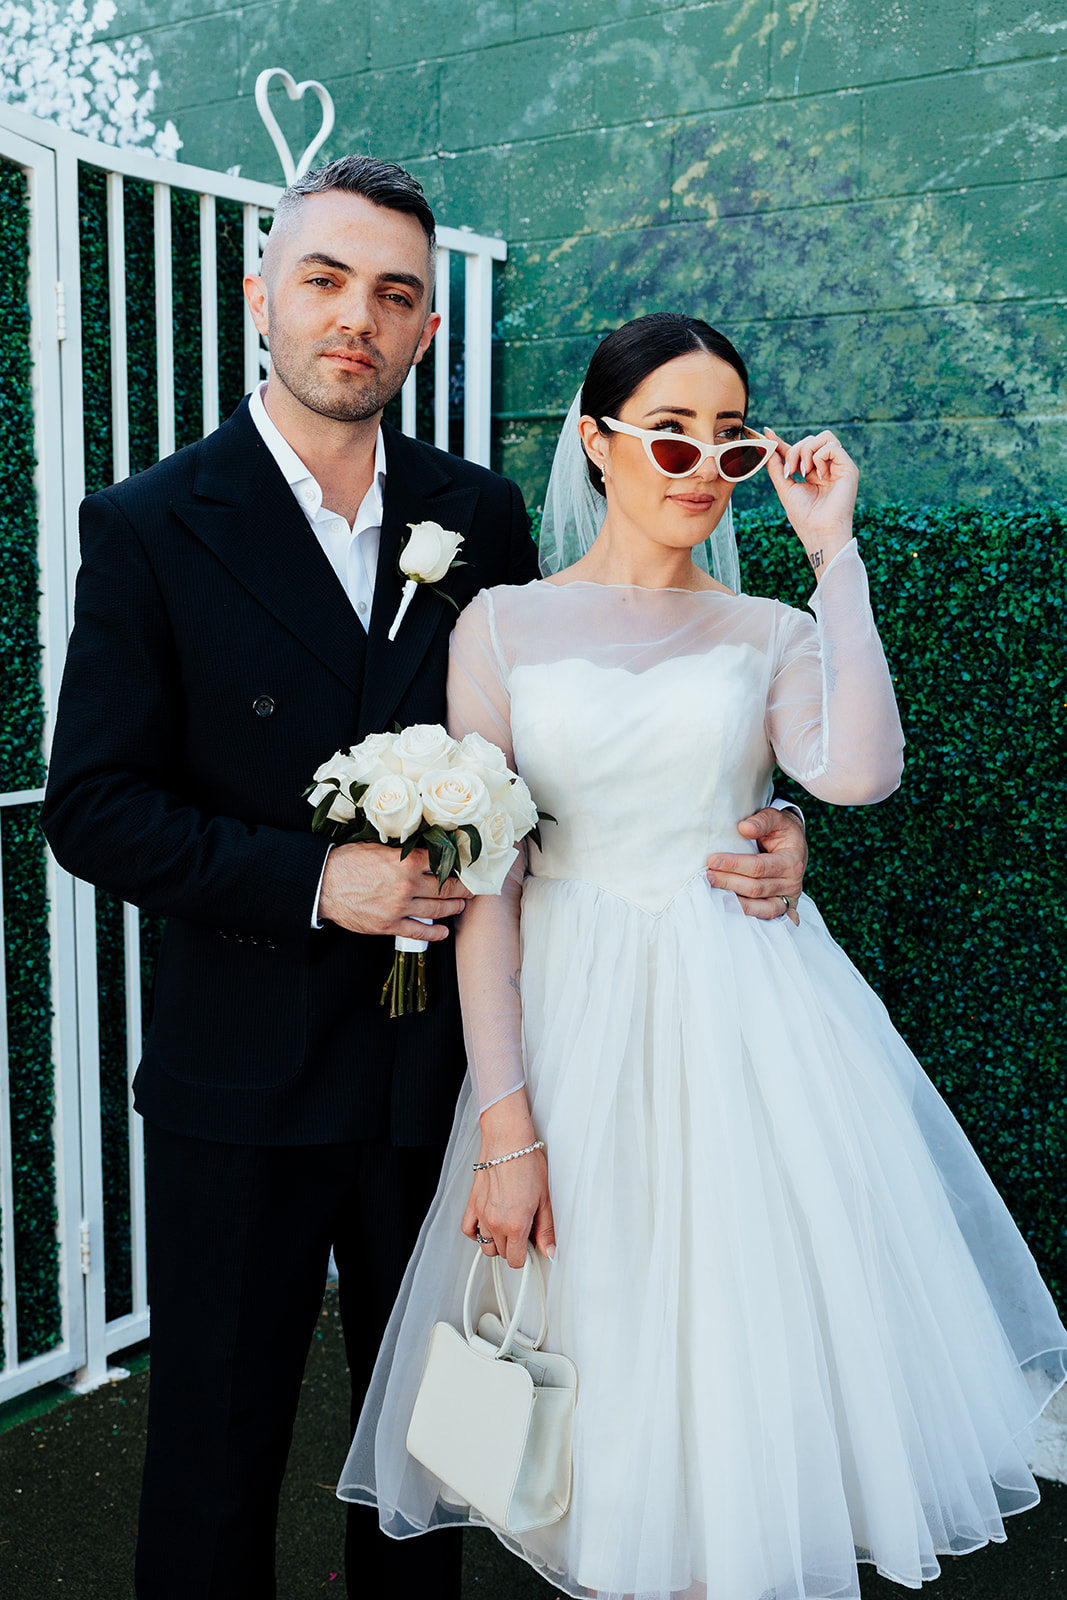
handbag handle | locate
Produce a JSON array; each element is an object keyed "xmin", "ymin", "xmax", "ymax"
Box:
[{"xmin": 462, "ymin": 1246, "xmax": 549, "ymax": 1358}]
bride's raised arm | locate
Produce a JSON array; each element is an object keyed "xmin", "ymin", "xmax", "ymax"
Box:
[
  {"xmin": 447, "ymin": 589, "xmax": 554, "ymax": 1269},
  {"xmin": 761, "ymin": 427, "xmax": 905, "ymax": 804},
  {"xmin": 766, "ymin": 539, "xmax": 906, "ymax": 804}
]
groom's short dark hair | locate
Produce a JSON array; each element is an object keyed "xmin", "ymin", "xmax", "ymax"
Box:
[{"xmin": 273, "ymin": 153, "xmax": 436, "ymax": 252}]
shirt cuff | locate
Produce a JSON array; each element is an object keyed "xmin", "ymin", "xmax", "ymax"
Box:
[
  {"xmin": 311, "ymin": 845, "xmax": 333, "ymax": 929},
  {"xmin": 771, "ymin": 796, "xmax": 806, "ymax": 831}
]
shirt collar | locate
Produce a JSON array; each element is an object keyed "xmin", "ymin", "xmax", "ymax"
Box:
[{"xmin": 248, "ymin": 382, "xmax": 386, "ymax": 523}]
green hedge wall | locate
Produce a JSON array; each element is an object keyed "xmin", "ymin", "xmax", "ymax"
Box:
[{"xmin": 0, "ymin": 158, "xmax": 59, "ymax": 1362}]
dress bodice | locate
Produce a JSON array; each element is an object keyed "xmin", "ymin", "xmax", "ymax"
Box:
[{"xmin": 512, "ymin": 648, "xmax": 773, "ymax": 915}]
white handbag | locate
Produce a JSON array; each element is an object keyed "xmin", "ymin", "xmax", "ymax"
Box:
[{"xmin": 405, "ymin": 1246, "xmax": 578, "ymax": 1532}]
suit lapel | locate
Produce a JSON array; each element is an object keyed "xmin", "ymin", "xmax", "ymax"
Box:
[
  {"xmin": 359, "ymin": 424, "xmax": 479, "ymax": 736},
  {"xmin": 172, "ymin": 404, "xmax": 368, "ymax": 696}
]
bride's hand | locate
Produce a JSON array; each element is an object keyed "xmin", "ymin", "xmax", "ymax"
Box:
[
  {"xmin": 463, "ymin": 1147, "xmax": 555, "ymax": 1269},
  {"xmin": 763, "ymin": 427, "xmax": 858, "ymax": 581}
]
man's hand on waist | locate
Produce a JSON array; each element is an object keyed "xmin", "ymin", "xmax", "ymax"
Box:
[{"xmin": 705, "ymin": 806, "xmax": 808, "ymax": 926}]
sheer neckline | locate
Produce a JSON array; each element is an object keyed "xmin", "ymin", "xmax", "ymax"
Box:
[{"xmin": 535, "ymin": 577, "xmax": 737, "ymax": 599}]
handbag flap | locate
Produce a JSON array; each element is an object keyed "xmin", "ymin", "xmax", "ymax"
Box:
[{"xmin": 475, "ymin": 1313, "xmax": 578, "ymax": 1391}]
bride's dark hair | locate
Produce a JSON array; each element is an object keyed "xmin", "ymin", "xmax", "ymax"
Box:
[{"xmin": 580, "ymin": 313, "xmax": 749, "ymax": 496}]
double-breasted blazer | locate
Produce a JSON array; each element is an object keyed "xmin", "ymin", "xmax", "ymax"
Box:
[{"xmin": 42, "ymin": 401, "xmax": 539, "ymax": 1147}]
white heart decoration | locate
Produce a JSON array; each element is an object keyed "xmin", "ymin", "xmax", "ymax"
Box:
[{"xmin": 254, "ymin": 68, "xmax": 336, "ymax": 185}]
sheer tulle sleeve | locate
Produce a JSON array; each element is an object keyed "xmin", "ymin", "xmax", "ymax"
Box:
[
  {"xmin": 446, "ymin": 591, "xmax": 527, "ymax": 1114},
  {"xmin": 767, "ymin": 539, "xmax": 905, "ymax": 804}
]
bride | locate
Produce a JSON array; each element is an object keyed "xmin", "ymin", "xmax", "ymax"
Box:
[{"xmin": 338, "ymin": 313, "xmax": 1067, "ymax": 1600}]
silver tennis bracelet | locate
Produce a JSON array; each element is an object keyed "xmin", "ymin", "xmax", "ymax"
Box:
[{"xmin": 472, "ymin": 1139, "xmax": 545, "ymax": 1172}]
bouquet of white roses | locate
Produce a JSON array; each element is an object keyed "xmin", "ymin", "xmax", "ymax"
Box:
[{"xmin": 306, "ymin": 724, "xmax": 551, "ymax": 1016}]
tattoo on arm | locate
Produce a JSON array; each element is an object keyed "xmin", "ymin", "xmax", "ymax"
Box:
[
  {"xmin": 808, "ymin": 547, "xmax": 824, "ymax": 574},
  {"xmin": 507, "ymin": 967, "xmax": 521, "ymax": 995}
]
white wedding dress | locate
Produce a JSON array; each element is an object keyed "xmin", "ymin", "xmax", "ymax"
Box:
[{"xmin": 338, "ymin": 542, "xmax": 1067, "ymax": 1600}]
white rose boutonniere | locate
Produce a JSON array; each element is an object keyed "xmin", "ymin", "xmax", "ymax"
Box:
[{"xmin": 387, "ymin": 522, "xmax": 466, "ymax": 642}]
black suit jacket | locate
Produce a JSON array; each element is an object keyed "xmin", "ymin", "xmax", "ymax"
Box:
[{"xmin": 42, "ymin": 402, "xmax": 539, "ymax": 1147}]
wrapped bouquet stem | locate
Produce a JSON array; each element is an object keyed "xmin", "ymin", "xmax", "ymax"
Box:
[
  {"xmin": 387, "ymin": 919, "xmax": 432, "ymax": 1015},
  {"xmin": 306, "ymin": 724, "xmax": 552, "ymax": 1017}
]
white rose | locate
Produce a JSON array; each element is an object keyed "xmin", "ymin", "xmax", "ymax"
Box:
[
  {"xmin": 393, "ymin": 723, "xmax": 458, "ymax": 780},
  {"xmin": 347, "ymin": 731, "xmax": 402, "ymax": 782},
  {"xmin": 457, "ymin": 730, "xmax": 509, "ymax": 778},
  {"xmin": 494, "ymin": 773, "xmax": 540, "ymax": 838},
  {"xmin": 309, "ymin": 751, "xmax": 363, "ymax": 822},
  {"xmin": 457, "ymin": 806, "xmax": 519, "ymax": 896},
  {"xmin": 312, "ymin": 750, "xmax": 358, "ymax": 787},
  {"xmin": 400, "ymin": 521, "xmax": 464, "ymax": 584},
  {"xmin": 362, "ymin": 774, "xmax": 424, "ymax": 843},
  {"xmin": 307, "ymin": 780, "xmax": 359, "ymax": 824},
  {"xmin": 419, "ymin": 766, "xmax": 491, "ymax": 829}
]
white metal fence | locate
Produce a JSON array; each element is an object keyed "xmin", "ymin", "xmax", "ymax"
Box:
[{"xmin": 0, "ymin": 98, "xmax": 507, "ymax": 1402}]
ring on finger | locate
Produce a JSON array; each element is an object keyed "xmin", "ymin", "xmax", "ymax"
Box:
[
  {"xmin": 780, "ymin": 896, "xmax": 791, "ymax": 911},
  {"xmin": 475, "ymin": 1230, "xmax": 493, "ymax": 1246}
]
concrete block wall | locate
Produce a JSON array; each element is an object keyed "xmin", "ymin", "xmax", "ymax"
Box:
[{"xmin": 104, "ymin": 1, "xmax": 1067, "ymax": 507}]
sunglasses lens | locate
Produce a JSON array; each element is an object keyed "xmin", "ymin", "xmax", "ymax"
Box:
[
  {"xmin": 719, "ymin": 442, "xmax": 771, "ymax": 481},
  {"xmin": 650, "ymin": 436, "xmax": 702, "ymax": 475}
]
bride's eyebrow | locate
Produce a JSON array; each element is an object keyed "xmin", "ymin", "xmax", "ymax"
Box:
[{"xmin": 641, "ymin": 406, "xmax": 745, "ymax": 421}]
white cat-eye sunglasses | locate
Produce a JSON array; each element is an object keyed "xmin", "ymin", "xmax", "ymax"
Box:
[{"xmin": 599, "ymin": 416, "xmax": 776, "ymax": 484}]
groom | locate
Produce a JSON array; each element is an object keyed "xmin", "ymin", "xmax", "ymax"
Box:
[{"xmin": 42, "ymin": 155, "xmax": 807, "ymax": 1598}]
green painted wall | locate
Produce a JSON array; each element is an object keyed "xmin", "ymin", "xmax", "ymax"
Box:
[{"xmin": 100, "ymin": 0, "xmax": 1067, "ymax": 510}]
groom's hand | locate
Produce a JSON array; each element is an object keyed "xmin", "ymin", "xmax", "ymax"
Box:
[
  {"xmin": 319, "ymin": 842, "xmax": 471, "ymax": 940},
  {"xmin": 706, "ymin": 807, "xmax": 808, "ymax": 925}
]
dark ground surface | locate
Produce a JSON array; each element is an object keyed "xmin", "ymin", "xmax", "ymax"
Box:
[{"xmin": 1, "ymin": 1289, "xmax": 1063, "ymax": 1599}]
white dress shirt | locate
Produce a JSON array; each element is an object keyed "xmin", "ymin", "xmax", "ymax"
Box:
[
  {"xmin": 248, "ymin": 383, "xmax": 387, "ymax": 924},
  {"xmin": 248, "ymin": 381, "xmax": 385, "ymax": 631}
]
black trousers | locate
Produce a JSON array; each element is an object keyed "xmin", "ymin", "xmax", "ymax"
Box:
[{"xmin": 135, "ymin": 1122, "xmax": 463, "ymax": 1600}]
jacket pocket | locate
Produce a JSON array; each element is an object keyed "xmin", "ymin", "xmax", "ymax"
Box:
[{"xmin": 147, "ymin": 919, "xmax": 308, "ymax": 1089}]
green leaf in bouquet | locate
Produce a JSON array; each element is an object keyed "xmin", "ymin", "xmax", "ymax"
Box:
[
  {"xmin": 458, "ymin": 823, "xmax": 482, "ymax": 864},
  {"xmin": 311, "ymin": 786, "xmax": 341, "ymax": 833},
  {"xmin": 527, "ymin": 809, "xmax": 556, "ymax": 854},
  {"xmin": 425, "ymin": 837, "xmax": 444, "ymax": 878},
  {"xmin": 422, "ymin": 825, "xmax": 452, "ymax": 873},
  {"xmin": 399, "ymin": 833, "xmax": 423, "ymax": 861},
  {"xmin": 435, "ymin": 838, "xmax": 458, "ymax": 892}
]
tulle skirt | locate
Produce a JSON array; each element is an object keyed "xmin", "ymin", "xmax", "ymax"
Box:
[{"xmin": 338, "ymin": 874, "xmax": 1067, "ymax": 1600}]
